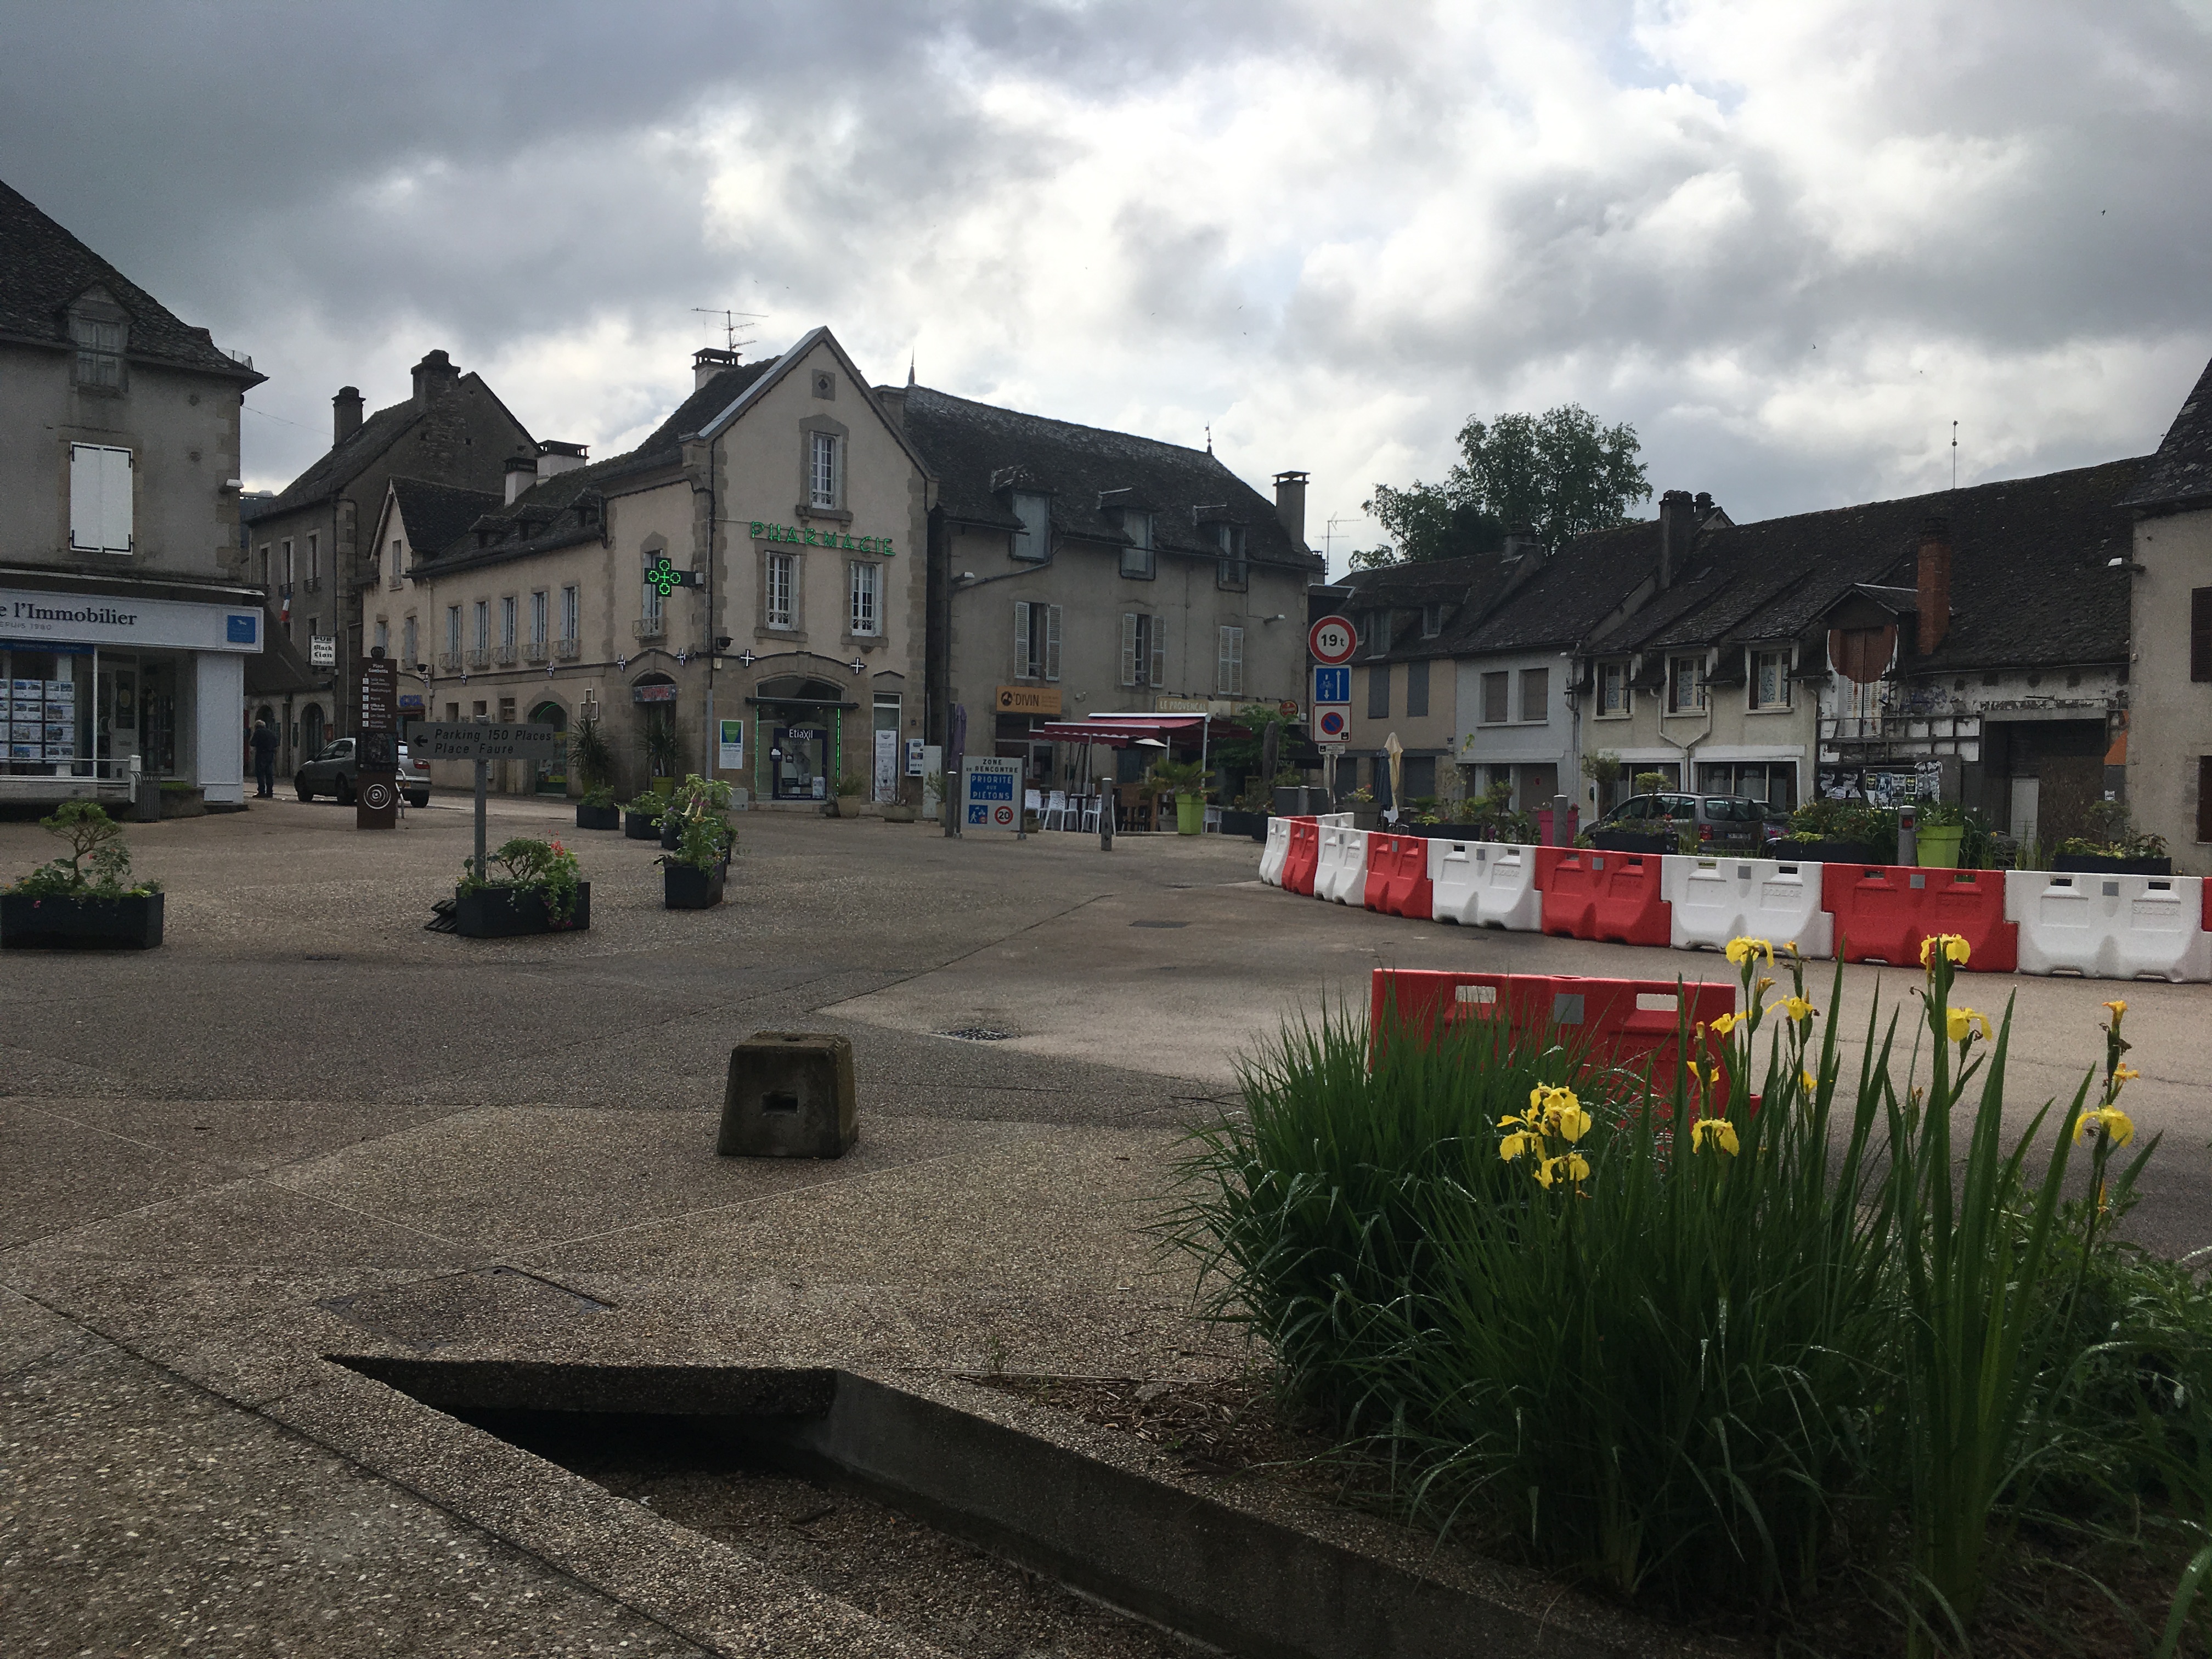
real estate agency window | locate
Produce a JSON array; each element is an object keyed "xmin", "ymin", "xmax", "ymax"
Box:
[
  {"xmin": 1520, "ymin": 667, "xmax": 1548, "ymax": 723},
  {"xmin": 1121, "ymin": 612, "xmax": 1165, "ymax": 687},
  {"xmin": 1015, "ymin": 601, "xmax": 1060, "ymax": 681},
  {"xmin": 1598, "ymin": 660, "xmax": 1628, "ymax": 716},
  {"xmin": 1752, "ymin": 648, "xmax": 1791, "ymax": 710},
  {"xmin": 1217, "ymin": 625, "xmax": 1244, "ymax": 697},
  {"xmin": 765, "ymin": 552, "xmax": 797, "ymax": 629},
  {"xmin": 849, "ymin": 562, "xmax": 880, "ymax": 636},
  {"xmin": 561, "ymin": 584, "xmax": 580, "ymax": 642},
  {"xmin": 1669, "ymin": 653, "xmax": 1706, "ymax": 713},
  {"xmin": 1481, "ymin": 670, "xmax": 1509, "ymax": 725},
  {"xmin": 66, "ymin": 443, "xmax": 133, "ymax": 554},
  {"xmin": 808, "ymin": 430, "xmax": 842, "ymax": 510},
  {"xmin": 1120, "ymin": 511, "xmax": 1154, "ymax": 579}
]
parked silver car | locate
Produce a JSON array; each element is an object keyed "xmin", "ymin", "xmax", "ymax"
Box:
[{"xmin": 295, "ymin": 738, "xmax": 431, "ymax": 808}]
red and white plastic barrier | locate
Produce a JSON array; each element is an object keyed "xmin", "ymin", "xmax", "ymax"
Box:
[
  {"xmin": 1429, "ymin": 838, "xmax": 1544, "ymax": 930},
  {"xmin": 1314, "ymin": 825, "xmax": 1371, "ymax": 905},
  {"xmin": 1372, "ymin": 967, "xmax": 1735, "ymax": 1084}
]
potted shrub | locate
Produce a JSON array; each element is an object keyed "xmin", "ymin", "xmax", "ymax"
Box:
[
  {"xmin": 1218, "ymin": 789, "xmax": 1270, "ymax": 841},
  {"xmin": 660, "ymin": 800, "xmax": 734, "ymax": 910},
  {"xmin": 2, "ymin": 801, "xmax": 164, "ymax": 950},
  {"xmin": 1914, "ymin": 800, "xmax": 1966, "ymax": 868},
  {"xmin": 157, "ymin": 781, "xmax": 207, "ymax": 819},
  {"xmin": 572, "ymin": 718, "xmax": 619, "ymax": 830},
  {"xmin": 454, "ymin": 836, "xmax": 588, "ymax": 937},
  {"xmin": 1781, "ymin": 798, "xmax": 1897, "ymax": 866},
  {"xmin": 658, "ymin": 774, "xmax": 732, "ymax": 853},
  {"xmin": 1339, "ymin": 785, "xmax": 1380, "ymax": 832},
  {"xmin": 1148, "ymin": 758, "xmax": 1209, "ymax": 834},
  {"xmin": 2052, "ymin": 802, "xmax": 2173, "ymax": 875},
  {"xmin": 644, "ymin": 720, "xmax": 683, "ymax": 795},
  {"xmin": 834, "ymin": 771, "xmax": 870, "ymax": 819},
  {"xmin": 623, "ymin": 793, "xmax": 666, "ymax": 840}
]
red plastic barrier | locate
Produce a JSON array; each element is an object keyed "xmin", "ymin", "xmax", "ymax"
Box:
[
  {"xmin": 1820, "ymin": 864, "xmax": 2017, "ymax": 973},
  {"xmin": 1371, "ymin": 968, "xmax": 1735, "ymax": 1085},
  {"xmin": 1539, "ymin": 850, "xmax": 1671, "ymax": 947},
  {"xmin": 1362, "ymin": 833, "xmax": 1434, "ymax": 919},
  {"xmin": 1282, "ymin": 817, "xmax": 1320, "ymax": 896}
]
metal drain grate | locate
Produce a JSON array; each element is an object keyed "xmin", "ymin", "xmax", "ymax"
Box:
[{"xmin": 937, "ymin": 1026, "xmax": 1017, "ymax": 1042}]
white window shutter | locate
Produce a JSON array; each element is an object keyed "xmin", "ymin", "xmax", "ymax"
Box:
[
  {"xmin": 1014, "ymin": 601, "xmax": 1031, "ymax": 679},
  {"xmin": 104, "ymin": 448, "xmax": 133, "ymax": 552},
  {"xmin": 69, "ymin": 444, "xmax": 101, "ymax": 551},
  {"xmin": 1150, "ymin": 614, "xmax": 1167, "ymax": 687},
  {"xmin": 1045, "ymin": 606, "xmax": 1062, "ymax": 682},
  {"xmin": 1120, "ymin": 613, "xmax": 1137, "ymax": 686}
]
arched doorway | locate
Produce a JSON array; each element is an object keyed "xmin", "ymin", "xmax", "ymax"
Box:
[
  {"xmin": 755, "ymin": 674, "xmax": 848, "ymax": 802},
  {"xmin": 631, "ymin": 673, "xmax": 679, "ymax": 784},
  {"xmin": 530, "ymin": 700, "xmax": 568, "ymax": 793}
]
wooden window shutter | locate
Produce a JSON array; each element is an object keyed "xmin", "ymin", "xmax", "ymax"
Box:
[
  {"xmin": 2192, "ymin": 589, "xmax": 2212, "ymax": 683},
  {"xmin": 1014, "ymin": 601, "xmax": 1031, "ymax": 679},
  {"xmin": 1045, "ymin": 606, "xmax": 1062, "ymax": 682},
  {"xmin": 1120, "ymin": 613, "xmax": 1138, "ymax": 687},
  {"xmin": 1149, "ymin": 614, "xmax": 1167, "ymax": 687},
  {"xmin": 2200, "ymin": 755, "xmax": 2212, "ymax": 844}
]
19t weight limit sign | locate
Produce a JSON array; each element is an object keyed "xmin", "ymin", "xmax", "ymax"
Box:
[{"xmin": 1308, "ymin": 614, "xmax": 1357, "ymax": 665}]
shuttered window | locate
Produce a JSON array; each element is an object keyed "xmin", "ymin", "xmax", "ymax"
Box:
[
  {"xmin": 1120, "ymin": 613, "xmax": 1139, "ymax": 687},
  {"xmin": 1216, "ymin": 625, "xmax": 1244, "ymax": 696},
  {"xmin": 1014, "ymin": 602, "xmax": 1060, "ymax": 680},
  {"xmin": 1406, "ymin": 658, "xmax": 1429, "ymax": 717},
  {"xmin": 1480, "ymin": 671, "xmax": 1508, "ymax": 724},
  {"xmin": 68, "ymin": 443, "xmax": 133, "ymax": 553},
  {"xmin": 2192, "ymin": 589, "xmax": 2212, "ymax": 683}
]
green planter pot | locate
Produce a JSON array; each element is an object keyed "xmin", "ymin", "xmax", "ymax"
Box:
[
  {"xmin": 1176, "ymin": 797, "xmax": 1204, "ymax": 836},
  {"xmin": 1916, "ymin": 825, "xmax": 1964, "ymax": 868}
]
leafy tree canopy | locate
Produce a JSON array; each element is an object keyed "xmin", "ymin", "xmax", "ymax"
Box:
[{"xmin": 1361, "ymin": 405, "xmax": 1651, "ymax": 566}]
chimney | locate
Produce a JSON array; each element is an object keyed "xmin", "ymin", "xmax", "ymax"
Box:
[
  {"xmin": 1272, "ymin": 470, "xmax": 1310, "ymax": 547},
  {"xmin": 1694, "ymin": 491, "xmax": 1714, "ymax": 517},
  {"xmin": 410, "ymin": 348, "xmax": 460, "ymax": 407},
  {"xmin": 332, "ymin": 386, "xmax": 363, "ymax": 445},
  {"xmin": 1915, "ymin": 515, "xmax": 1952, "ymax": 656},
  {"xmin": 1658, "ymin": 488, "xmax": 1696, "ymax": 589},
  {"xmin": 503, "ymin": 454, "xmax": 538, "ymax": 506},
  {"xmin": 535, "ymin": 441, "xmax": 588, "ymax": 486},
  {"xmin": 1500, "ymin": 524, "xmax": 1541, "ymax": 562},
  {"xmin": 692, "ymin": 346, "xmax": 742, "ymax": 391}
]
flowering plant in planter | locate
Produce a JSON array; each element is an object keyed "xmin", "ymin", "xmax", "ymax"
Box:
[
  {"xmin": 460, "ymin": 836, "xmax": 583, "ymax": 927},
  {"xmin": 3, "ymin": 802, "xmax": 165, "ymax": 950},
  {"xmin": 5, "ymin": 801, "xmax": 161, "ymax": 899}
]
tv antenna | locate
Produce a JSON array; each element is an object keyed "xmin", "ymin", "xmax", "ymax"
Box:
[
  {"xmin": 1324, "ymin": 513, "xmax": 1366, "ymax": 572},
  {"xmin": 1951, "ymin": 420, "xmax": 1958, "ymax": 490},
  {"xmin": 692, "ymin": 308, "xmax": 762, "ymax": 353}
]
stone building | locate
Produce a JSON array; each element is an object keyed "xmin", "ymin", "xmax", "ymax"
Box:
[
  {"xmin": 0, "ymin": 177, "xmax": 266, "ymax": 807},
  {"xmin": 242, "ymin": 349, "xmax": 535, "ymax": 775},
  {"xmin": 397, "ymin": 331, "xmax": 932, "ymax": 804},
  {"xmin": 885, "ymin": 382, "xmax": 1318, "ymax": 790}
]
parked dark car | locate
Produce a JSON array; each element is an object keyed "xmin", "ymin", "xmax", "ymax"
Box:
[
  {"xmin": 1592, "ymin": 792, "xmax": 1769, "ymax": 852},
  {"xmin": 295, "ymin": 738, "xmax": 431, "ymax": 808}
]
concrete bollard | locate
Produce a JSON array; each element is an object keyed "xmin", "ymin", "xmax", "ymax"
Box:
[{"xmin": 718, "ymin": 1031, "xmax": 857, "ymax": 1158}]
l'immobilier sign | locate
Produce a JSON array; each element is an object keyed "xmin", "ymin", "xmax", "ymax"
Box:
[{"xmin": 405, "ymin": 721, "xmax": 563, "ymax": 762}]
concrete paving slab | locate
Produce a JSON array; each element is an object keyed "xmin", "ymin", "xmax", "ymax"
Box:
[
  {"xmin": 12, "ymin": 1177, "xmax": 479, "ymax": 1269},
  {"xmin": 0, "ymin": 1098, "xmax": 240, "ymax": 1249}
]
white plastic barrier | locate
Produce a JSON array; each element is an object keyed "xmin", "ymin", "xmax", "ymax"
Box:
[
  {"xmin": 2005, "ymin": 870, "xmax": 2211, "ymax": 983},
  {"xmin": 1259, "ymin": 817, "xmax": 1290, "ymax": 887},
  {"xmin": 1663, "ymin": 854, "xmax": 1835, "ymax": 958},
  {"xmin": 1319, "ymin": 811, "xmax": 1354, "ymax": 828},
  {"xmin": 1312, "ymin": 825, "xmax": 1348, "ymax": 900},
  {"xmin": 1428, "ymin": 839, "xmax": 1544, "ymax": 930},
  {"xmin": 1317, "ymin": 826, "xmax": 1372, "ymax": 904}
]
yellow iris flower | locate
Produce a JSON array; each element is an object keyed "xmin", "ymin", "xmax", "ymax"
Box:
[
  {"xmin": 1945, "ymin": 1007, "xmax": 1992, "ymax": 1045},
  {"xmin": 1725, "ymin": 936, "xmax": 1774, "ymax": 966},
  {"xmin": 1778, "ymin": 995, "xmax": 1818, "ymax": 1024},
  {"xmin": 1800, "ymin": 1069, "xmax": 1819, "ymax": 1093},
  {"xmin": 1500, "ymin": 1131, "xmax": 1534, "ymax": 1162},
  {"xmin": 2103, "ymin": 999, "xmax": 2128, "ymax": 1019},
  {"xmin": 1690, "ymin": 1117, "xmax": 1740, "ymax": 1156},
  {"xmin": 2074, "ymin": 1106, "xmax": 2137, "ymax": 1148},
  {"xmin": 2114, "ymin": 1064, "xmax": 2140, "ymax": 1086},
  {"xmin": 1709, "ymin": 1012, "xmax": 1741, "ymax": 1037},
  {"xmin": 1918, "ymin": 933, "xmax": 1972, "ymax": 969}
]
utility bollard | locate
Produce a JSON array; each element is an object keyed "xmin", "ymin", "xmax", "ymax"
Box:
[
  {"xmin": 1101, "ymin": 789, "xmax": 1114, "ymax": 852},
  {"xmin": 718, "ymin": 1031, "xmax": 857, "ymax": 1158}
]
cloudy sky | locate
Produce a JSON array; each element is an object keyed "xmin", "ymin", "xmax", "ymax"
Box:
[{"xmin": 5, "ymin": 0, "xmax": 2209, "ymax": 568}]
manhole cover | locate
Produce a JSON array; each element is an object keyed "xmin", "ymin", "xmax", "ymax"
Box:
[
  {"xmin": 937, "ymin": 1027, "xmax": 1016, "ymax": 1042},
  {"xmin": 1128, "ymin": 921, "xmax": 1187, "ymax": 929}
]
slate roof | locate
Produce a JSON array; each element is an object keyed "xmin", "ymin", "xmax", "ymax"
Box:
[
  {"xmin": 390, "ymin": 478, "xmax": 501, "ymax": 558},
  {"xmin": 1446, "ymin": 520, "xmax": 1665, "ymax": 657},
  {"xmin": 1339, "ymin": 553, "xmax": 1525, "ymax": 661},
  {"xmin": 248, "ymin": 366, "xmax": 536, "ymax": 520},
  {"xmin": 0, "ymin": 178, "xmax": 261, "ymax": 383},
  {"xmin": 1580, "ymin": 459, "xmax": 2141, "ymax": 673},
  {"xmin": 2124, "ymin": 353, "xmax": 2212, "ymax": 515},
  {"xmin": 888, "ymin": 383, "xmax": 1318, "ymax": 573}
]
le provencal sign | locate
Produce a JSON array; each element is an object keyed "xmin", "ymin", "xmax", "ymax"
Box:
[{"xmin": 749, "ymin": 521, "xmax": 895, "ymax": 556}]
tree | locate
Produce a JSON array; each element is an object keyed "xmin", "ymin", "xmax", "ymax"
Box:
[{"xmin": 1362, "ymin": 404, "xmax": 1651, "ymax": 564}]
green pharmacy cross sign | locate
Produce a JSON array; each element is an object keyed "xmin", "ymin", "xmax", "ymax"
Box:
[{"xmin": 644, "ymin": 555, "xmax": 699, "ymax": 599}]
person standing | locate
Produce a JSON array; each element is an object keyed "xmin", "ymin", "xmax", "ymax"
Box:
[{"xmin": 251, "ymin": 714, "xmax": 279, "ymax": 798}]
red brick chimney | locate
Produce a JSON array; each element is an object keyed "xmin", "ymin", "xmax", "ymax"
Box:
[{"xmin": 1915, "ymin": 515, "xmax": 1951, "ymax": 656}]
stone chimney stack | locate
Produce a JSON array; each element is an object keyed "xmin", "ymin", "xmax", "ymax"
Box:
[
  {"xmin": 1272, "ymin": 470, "xmax": 1310, "ymax": 547},
  {"xmin": 332, "ymin": 386, "xmax": 363, "ymax": 445},
  {"xmin": 1658, "ymin": 489, "xmax": 1696, "ymax": 589},
  {"xmin": 692, "ymin": 347, "xmax": 742, "ymax": 391},
  {"xmin": 410, "ymin": 349, "xmax": 460, "ymax": 407},
  {"xmin": 503, "ymin": 454, "xmax": 538, "ymax": 506},
  {"xmin": 1916, "ymin": 515, "xmax": 1952, "ymax": 657},
  {"xmin": 535, "ymin": 441, "xmax": 588, "ymax": 484}
]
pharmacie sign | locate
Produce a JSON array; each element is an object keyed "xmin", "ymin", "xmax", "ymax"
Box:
[
  {"xmin": 0, "ymin": 588, "xmax": 262, "ymax": 653},
  {"xmin": 749, "ymin": 521, "xmax": 896, "ymax": 555}
]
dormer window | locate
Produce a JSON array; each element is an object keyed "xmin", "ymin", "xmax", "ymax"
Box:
[
  {"xmin": 68, "ymin": 294, "xmax": 128, "ymax": 392},
  {"xmin": 1420, "ymin": 603, "xmax": 1443, "ymax": 638},
  {"xmin": 1012, "ymin": 492, "xmax": 1050, "ymax": 562},
  {"xmin": 1215, "ymin": 523, "xmax": 1247, "ymax": 589},
  {"xmin": 1120, "ymin": 509, "xmax": 1154, "ymax": 579}
]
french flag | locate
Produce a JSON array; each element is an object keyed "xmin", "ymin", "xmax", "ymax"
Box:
[{"xmin": 278, "ymin": 584, "xmax": 291, "ymax": 624}]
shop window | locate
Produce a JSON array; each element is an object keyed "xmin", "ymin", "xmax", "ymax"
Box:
[
  {"xmin": 1753, "ymin": 648, "xmax": 1791, "ymax": 710},
  {"xmin": 766, "ymin": 552, "xmax": 796, "ymax": 630},
  {"xmin": 1521, "ymin": 667, "xmax": 1548, "ymax": 723},
  {"xmin": 1598, "ymin": 660, "xmax": 1628, "ymax": 716},
  {"xmin": 809, "ymin": 431, "xmax": 842, "ymax": 510},
  {"xmin": 1217, "ymin": 625, "xmax": 1244, "ymax": 696},
  {"xmin": 1120, "ymin": 613, "xmax": 1164, "ymax": 688},
  {"xmin": 67, "ymin": 443, "xmax": 133, "ymax": 554},
  {"xmin": 1369, "ymin": 663, "xmax": 1392, "ymax": 720},
  {"xmin": 1120, "ymin": 511, "xmax": 1154, "ymax": 579},
  {"xmin": 849, "ymin": 562, "xmax": 880, "ymax": 637},
  {"xmin": 1406, "ymin": 658, "xmax": 1429, "ymax": 718},
  {"xmin": 1669, "ymin": 654, "xmax": 1706, "ymax": 713},
  {"xmin": 1012, "ymin": 492, "xmax": 1050, "ymax": 562},
  {"xmin": 1481, "ymin": 670, "xmax": 1508, "ymax": 725},
  {"xmin": 1015, "ymin": 601, "xmax": 1060, "ymax": 681}
]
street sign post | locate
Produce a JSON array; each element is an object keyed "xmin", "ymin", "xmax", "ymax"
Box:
[
  {"xmin": 356, "ymin": 653, "xmax": 399, "ymax": 831},
  {"xmin": 403, "ymin": 720, "xmax": 564, "ymax": 877},
  {"xmin": 961, "ymin": 755, "xmax": 1023, "ymax": 836},
  {"xmin": 1308, "ymin": 614, "xmax": 1358, "ymax": 666},
  {"xmin": 1311, "ymin": 663, "xmax": 1351, "ymax": 749}
]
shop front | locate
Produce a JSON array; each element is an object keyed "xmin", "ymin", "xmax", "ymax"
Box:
[
  {"xmin": 1, "ymin": 584, "xmax": 260, "ymax": 806},
  {"xmin": 749, "ymin": 675, "xmax": 857, "ymax": 804}
]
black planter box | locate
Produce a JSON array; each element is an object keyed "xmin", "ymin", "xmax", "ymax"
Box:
[
  {"xmin": 659, "ymin": 818, "xmax": 683, "ymax": 851},
  {"xmin": 663, "ymin": 858, "xmax": 727, "ymax": 910},
  {"xmin": 1781, "ymin": 839, "xmax": 1881, "ymax": 866},
  {"xmin": 1218, "ymin": 808, "xmax": 1269, "ymax": 842},
  {"xmin": 1592, "ymin": 829, "xmax": 1674, "ymax": 854},
  {"xmin": 623, "ymin": 811, "xmax": 661, "ymax": 840},
  {"xmin": 577, "ymin": 802, "xmax": 620, "ymax": 831},
  {"xmin": 453, "ymin": 882, "xmax": 591, "ymax": 938},
  {"xmin": 2052, "ymin": 853, "xmax": 2174, "ymax": 876},
  {"xmin": 2, "ymin": 890, "xmax": 163, "ymax": 950}
]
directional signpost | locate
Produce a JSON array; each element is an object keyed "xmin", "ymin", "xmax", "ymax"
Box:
[
  {"xmin": 406, "ymin": 720, "xmax": 565, "ymax": 880},
  {"xmin": 356, "ymin": 652, "xmax": 400, "ymax": 831},
  {"xmin": 962, "ymin": 754, "xmax": 1023, "ymax": 837},
  {"xmin": 1308, "ymin": 615, "xmax": 1357, "ymax": 763}
]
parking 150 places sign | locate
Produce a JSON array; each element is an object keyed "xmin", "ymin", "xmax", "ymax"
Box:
[{"xmin": 961, "ymin": 755, "xmax": 1023, "ymax": 832}]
